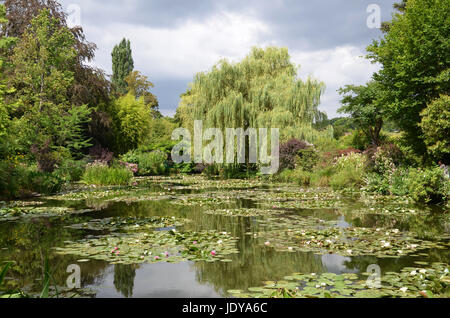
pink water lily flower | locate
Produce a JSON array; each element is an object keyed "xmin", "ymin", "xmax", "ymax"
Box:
[
  {"xmin": 193, "ymin": 241, "xmax": 198, "ymax": 245},
  {"xmin": 211, "ymin": 250, "xmax": 217, "ymax": 256}
]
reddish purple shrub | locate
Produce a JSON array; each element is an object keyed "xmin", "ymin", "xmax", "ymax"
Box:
[
  {"xmin": 279, "ymin": 139, "xmax": 310, "ymax": 170},
  {"xmin": 89, "ymin": 144, "xmax": 114, "ymax": 164}
]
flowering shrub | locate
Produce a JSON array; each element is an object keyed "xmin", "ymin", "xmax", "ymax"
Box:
[
  {"xmin": 329, "ymin": 153, "xmax": 367, "ymax": 190},
  {"xmin": 334, "ymin": 152, "xmax": 367, "ymax": 172},
  {"xmin": 362, "ymin": 145, "xmax": 409, "ymax": 196},
  {"xmin": 120, "ymin": 150, "xmax": 167, "ymax": 176},
  {"xmin": 120, "ymin": 161, "xmax": 139, "ymax": 174}
]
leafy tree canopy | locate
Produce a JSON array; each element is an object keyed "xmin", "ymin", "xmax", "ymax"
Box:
[
  {"xmin": 177, "ymin": 46, "xmax": 333, "ymax": 144},
  {"xmin": 367, "ymin": 0, "xmax": 450, "ymax": 158}
]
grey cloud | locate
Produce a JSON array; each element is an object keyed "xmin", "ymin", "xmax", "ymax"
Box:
[{"xmin": 59, "ymin": 0, "xmax": 397, "ymax": 117}]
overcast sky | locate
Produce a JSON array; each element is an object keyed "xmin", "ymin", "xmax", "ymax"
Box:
[{"xmin": 59, "ymin": 0, "xmax": 397, "ymax": 118}]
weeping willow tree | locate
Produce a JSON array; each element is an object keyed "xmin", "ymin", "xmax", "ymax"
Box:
[{"xmin": 177, "ymin": 47, "xmax": 333, "ymax": 143}]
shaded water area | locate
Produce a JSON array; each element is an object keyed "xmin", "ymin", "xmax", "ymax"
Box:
[{"xmin": 0, "ymin": 176, "xmax": 449, "ymax": 298}]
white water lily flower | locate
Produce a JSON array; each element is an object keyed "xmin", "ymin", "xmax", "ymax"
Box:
[
  {"xmin": 347, "ymin": 250, "xmax": 353, "ymax": 254},
  {"xmin": 400, "ymin": 287, "xmax": 408, "ymax": 293},
  {"xmin": 392, "ymin": 229, "xmax": 400, "ymax": 234},
  {"xmin": 321, "ymin": 283, "xmax": 326, "ymax": 287},
  {"xmin": 326, "ymin": 240, "xmax": 333, "ymax": 244},
  {"xmin": 419, "ymin": 269, "xmax": 427, "ymax": 274},
  {"xmin": 218, "ymin": 240, "xmax": 223, "ymax": 244},
  {"xmin": 410, "ymin": 271, "xmax": 417, "ymax": 276},
  {"xmin": 383, "ymin": 242, "xmax": 391, "ymax": 248},
  {"xmin": 288, "ymin": 247, "xmax": 293, "ymax": 251},
  {"xmin": 398, "ymin": 250, "xmax": 403, "ymax": 254},
  {"xmin": 311, "ymin": 273, "xmax": 316, "ymax": 276}
]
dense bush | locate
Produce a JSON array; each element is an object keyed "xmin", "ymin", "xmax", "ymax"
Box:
[
  {"xmin": 0, "ymin": 161, "xmax": 64, "ymax": 198},
  {"xmin": 420, "ymin": 95, "xmax": 450, "ymax": 164},
  {"xmin": 296, "ymin": 148, "xmax": 320, "ymax": 171},
  {"xmin": 121, "ymin": 150, "xmax": 167, "ymax": 176},
  {"xmin": 81, "ymin": 162, "xmax": 133, "ymax": 186},
  {"xmin": 329, "ymin": 153, "xmax": 367, "ymax": 190},
  {"xmin": 110, "ymin": 93, "xmax": 153, "ymax": 154},
  {"xmin": 407, "ymin": 167, "xmax": 449, "ymax": 205},
  {"xmin": 279, "ymin": 139, "xmax": 309, "ymax": 170},
  {"xmin": 276, "ymin": 168, "xmax": 311, "ymax": 187},
  {"xmin": 53, "ymin": 159, "xmax": 87, "ymax": 183}
]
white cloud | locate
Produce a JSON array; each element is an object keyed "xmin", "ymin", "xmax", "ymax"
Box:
[
  {"xmin": 291, "ymin": 46, "xmax": 380, "ymax": 118},
  {"xmin": 83, "ymin": 12, "xmax": 271, "ymax": 79},
  {"xmin": 76, "ymin": 5, "xmax": 379, "ymax": 118}
]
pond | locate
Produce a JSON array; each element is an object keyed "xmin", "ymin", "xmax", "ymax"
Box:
[{"xmin": 0, "ymin": 176, "xmax": 449, "ymax": 298}]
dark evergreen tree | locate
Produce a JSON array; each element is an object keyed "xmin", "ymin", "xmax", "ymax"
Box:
[{"xmin": 111, "ymin": 38, "xmax": 134, "ymax": 95}]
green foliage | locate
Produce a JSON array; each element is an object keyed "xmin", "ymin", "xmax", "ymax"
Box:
[
  {"xmin": 276, "ymin": 168, "xmax": 311, "ymax": 187},
  {"xmin": 53, "ymin": 159, "xmax": 87, "ymax": 183},
  {"xmin": 329, "ymin": 117, "xmax": 358, "ymax": 140},
  {"xmin": 121, "ymin": 150, "xmax": 167, "ymax": 176},
  {"xmin": 329, "ymin": 153, "xmax": 367, "ymax": 190},
  {"xmin": 0, "ymin": 161, "xmax": 64, "ymax": 199},
  {"xmin": 9, "ymin": 9, "xmax": 92, "ymax": 172},
  {"xmin": 125, "ymin": 70, "xmax": 159, "ymax": 116},
  {"xmin": 407, "ymin": 166, "xmax": 449, "ymax": 205},
  {"xmin": 338, "ymin": 81, "xmax": 385, "ymax": 146},
  {"xmin": 112, "ymin": 38, "xmax": 134, "ymax": 95},
  {"xmin": 367, "ymin": 0, "xmax": 450, "ymax": 158},
  {"xmin": 178, "ymin": 46, "xmax": 334, "ymax": 151},
  {"xmin": 81, "ymin": 163, "xmax": 133, "ymax": 186},
  {"xmin": 145, "ymin": 117, "xmax": 177, "ymax": 146},
  {"xmin": 110, "ymin": 93, "xmax": 152, "ymax": 154},
  {"xmin": 297, "ymin": 148, "xmax": 320, "ymax": 171},
  {"xmin": 420, "ymin": 95, "xmax": 450, "ymax": 164}
]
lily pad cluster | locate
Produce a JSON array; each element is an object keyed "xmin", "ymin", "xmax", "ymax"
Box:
[
  {"xmin": 255, "ymin": 226, "xmax": 448, "ymax": 258},
  {"xmin": 0, "ymin": 206, "xmax": 92, "ymax": 222},
  {"xmin": 66, "ymin": 216, "xmax": 191, "ymax": 232},
  {"xmin": 204, "ymin": 208, "xmax": 283, "ymax": 217},
  {"xmin": 54, "ymin": 230, "xmax": 239, "ymax": 265},
  {"xmin": 230, "ymin": 262, "xmax": 449, "ymax": 298}
]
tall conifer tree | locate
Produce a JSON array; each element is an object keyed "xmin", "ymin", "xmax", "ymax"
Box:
[{"xmin": 111, "ymin": 38, "xmax": 134, "ymax": 95}]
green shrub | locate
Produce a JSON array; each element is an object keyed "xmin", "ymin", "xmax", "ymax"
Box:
[
  {"xmin": 329, "ymin": 153, "xmax": 366, "ymax": 190},
  {"xmin": 297, "ymin": 148, "xmax": 320, "ymax": 171},
  {"xmin": 81, "ymin": 163, "xmax": 133, "ymax": 186},
  {"xmin": 276, "ymin": 168, "xmax": 311, "ymax": 186},
  {"xmin": 121, "ymin": 150, "xmax": 167, "ymax": 176},
  {"xmin": 364, "ymin": 173, "xmax": 390, "ymax": 195},
  {"xmin": 27, "ymin": 171, "xmax": 63, "ymax": 195},
  {"xmin": 407, "ymin": 167, "xmax": 449, "ymax": 205},
  {"xmin": 0, "ymin": 162, "xmax": 64, "ymax": 198},
  {"xmin": 53, "ymin": 159, "xmax": 87, "ymax": 183},
  {"xmin": 330, "ymin": 167, "xmax": 364, "ymax": 190},
  {"xmin": 311, "ymin": 166, "xmax": 334, "ymax": 187}
]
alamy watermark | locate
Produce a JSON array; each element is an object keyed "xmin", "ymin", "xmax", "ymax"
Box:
[
  {"xmin": 171, "ymin": 120, "xmax": 280, "ymax": 175},
  {"xmin": 66, "ymin": 264, "xmax": 81, "ymax": 289},
  {"xmin": 367, "ymin": 4, "xmax": 381, "ymax": 29},
  {"xmin": 366, "ymin": 264, "xmax": 382, "ymax": 289}
]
